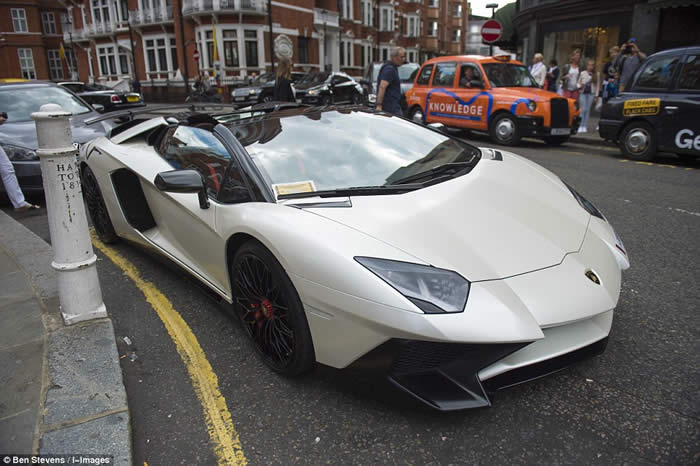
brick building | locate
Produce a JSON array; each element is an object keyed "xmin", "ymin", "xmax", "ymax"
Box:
[
  {"xmin": 0, "ymin": 0, "xmax": 469, "ymax": 101},
  {"xmin": 0, "ymin": 0, "xmax": 74, "ymax": 81}
]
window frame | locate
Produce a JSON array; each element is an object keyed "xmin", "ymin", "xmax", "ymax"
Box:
[
  {"xmin": 631, "ymin": 55, "xmax": 681, "ymax": 92},
  {"xmin": 434, "ymin": 62, "xmax": 458, "ymax": 88},
  {"xmin": 47, "ymin": 49, "xmax": 64, "ymax": 80},
  {"xmin": 18, "ymin": 48, "xmax": 36, "ymax": 80},
  {"xmin": 11, "ymin": 8, "xmax": 28, "ymax": 33},
  {"xmin": 675, "ymin": 53, "xmax": 700, "ymax": 92},
  {"xmin": 42, "ymin": 12, "xmax": 57, "ymax": 34},
  {"xmin": 416, "ymin": 63, "xmax": 435, "ymax": 86}
]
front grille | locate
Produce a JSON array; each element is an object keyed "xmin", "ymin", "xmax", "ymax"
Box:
[
  {"xmin": 390, "ymin": 341, "xmax": 480, "ymax": 375},
  {"xmin": 550, "ymin": 98, "xmax": 569, "ymax": 128}
]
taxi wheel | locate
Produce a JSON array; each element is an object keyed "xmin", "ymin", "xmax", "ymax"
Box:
[
  {"xmin": 490, "ymin": 113, "xmax": 521, "ymax": 146},
  {"xmin": 620, "ymin": 121, "xmax": 657, "ymax": 161},
  {"xmin": 409, "ymin": 106, "xmax": 424, "ymax": 124}
]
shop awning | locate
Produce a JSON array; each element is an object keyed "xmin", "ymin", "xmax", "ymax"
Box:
[{"xmin": 648, "ymin": 0, "xmax": 700, "ymax": 10}]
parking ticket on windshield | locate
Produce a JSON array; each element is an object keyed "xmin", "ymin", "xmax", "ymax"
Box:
[{"xmin": 273, "ymin": 180, "xmax": 316, "ymax": 197}]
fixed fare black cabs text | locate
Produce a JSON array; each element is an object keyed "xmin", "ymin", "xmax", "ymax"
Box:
[{"xmin": 599, "ymin": 46, "xmax": 700, "ymax": 161}]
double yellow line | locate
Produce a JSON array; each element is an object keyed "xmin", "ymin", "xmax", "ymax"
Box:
[{"xmin": 91, "ymin": 232, "xmax": 247, "ymax": 466}]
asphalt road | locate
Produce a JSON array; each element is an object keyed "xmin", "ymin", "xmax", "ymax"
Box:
[{"xmin": 3, "ymin": 136, "xmax": 699, "ymax": 465}]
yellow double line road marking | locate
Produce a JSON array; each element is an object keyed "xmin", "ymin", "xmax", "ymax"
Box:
[{"xmin": 91, "ymin": 231, "xmax": 247, "ymax": 466}]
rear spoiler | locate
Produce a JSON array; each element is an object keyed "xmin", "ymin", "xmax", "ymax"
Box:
[{"xmin": 83, "ymin": 103, "xmax": 227, "ymax": 126}]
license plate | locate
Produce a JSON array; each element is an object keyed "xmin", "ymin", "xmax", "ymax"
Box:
[
  {"xmin": 235, "ymin": 97, "xmax": 245, "ymax": 101},
  {"xmin": 126, "ymin": 96, "xmax": 139, "ymax": 102},
  {"xmin": 551, "ymin": 128, "xmax": 571, "ymax": 135}
]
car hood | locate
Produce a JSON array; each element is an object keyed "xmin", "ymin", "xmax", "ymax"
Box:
[
  {"xmin": 295, "ymin": 81, "xmax": 328, "ymax": 91},
  {"xmin": 492, "ymin": 87, "xmax": 566, "ymax": 103},
  {"xmin": 304, "ymin": 151, "xmax": 590, "ymax": 281},
  {"xmin": 0, "ymin": 112, "xmax": 108, "ymax": 149}
]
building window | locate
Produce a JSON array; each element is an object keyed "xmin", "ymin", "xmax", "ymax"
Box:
[
  {"xmin": 380, "ymin": 7, "xmax": 394, "ymax": 32},
  {"xmin": 361, "ymin": 0, "xmax": 373, "ymax": 26},
  {"xmin": 47, "ymin": 50, "xmax": 64, "ymax": 80},
  {"xmin": 11, "ymin": 9, "xmax": 28, "ymax": 32},
  {"xmin": 453, "ymin": 3, "xmax": 462, "ymax": 17},
  {"xmin": 380, "ymin": 46, "xmax": 389, "ymax": 62},
  {"xmin": 452, "ymin": 29, "xmax": 461, "ymax": 42},
  {"xmin": 408, "ymin": 50, "xmax": 416, "ymax": 63},
  {"xmin": 144, "ymin": 37, "xmax": 175, "ymax": 74},
  {"xmin": 341, "ymin": 0, "xmax": 352, "ymax": 20},
  {"xmin": 18, "ymin": 49, "xmax": 36, "ymax": 79},
  {"xmin": 91, "ymin": 0, "xmax": 110, "ymax": 23},
  {"xmin": 428, "ymin": 21, "xmax": 438, "ymax": 37},
  {"xmin": 340, "ymin": 42, "xmax": 345, "ymax": 67},
  {"xmin": 205, "ymin": 31, "xmax": 215, "ymax": 67},
  {"xmin": 223, "ymin": 30, "xmax": 239, "ymax": 67},
  {"xmin": 429, "ymin": 0, "xmax": 439, "ymax": 7},
  {"xmin": 42, "ymin": 12, "xmax": 57, "ymax": 34},
  {"xmin": 298, "ymin": 37, "xmax": 309, "ymax": 64},
  {"xmin": 244, "ymin": 30, "xmax": 258, "ymax": 68},
  {"xmin": 406, "ymin": 15, "xmax": 419, "ymax": 37},
  {"xmin": 340, "ymin": 40, "xmax": 352, "ymax": 67}
]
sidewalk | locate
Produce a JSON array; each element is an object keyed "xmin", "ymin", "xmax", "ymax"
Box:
[
  {"xmin": 569, "ymin": 113, "xmax": 616, "ymax": 148},
  {"xmin": 0, "ymin": 209, "xmax": 131, "ymax": 465}
]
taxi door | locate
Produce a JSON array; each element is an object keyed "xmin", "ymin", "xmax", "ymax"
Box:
[
  {"xmin": 661, "ymin": 53, "xmax": 700, "ymax": 155},
  {"xmin": 424, "ymin": 61, "xmax": 459, "ymax": 127}
]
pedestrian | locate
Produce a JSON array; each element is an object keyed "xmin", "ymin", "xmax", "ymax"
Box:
[
  {"xmin": 529, "ymin": 53, "xmax": 547, "ymax": 88},
  {"xmin": 545, "ymin": 59, "xmax": 559, "ymax": 92},
  {"xmin": 0, "ymin": 112, "xmax": 40, "ymax": 211},
  {"xmin": 601, "ymin": 46, "xmax": 620, "ymax": 102},
  {"xmin": 561, "ymin": 49, "xmax": 582, "ymax": 100},
  {"xmin": 375, "ymin": 46, "xmax": 406, "ymax": 116},
  {"xmin": 273, "ymin": 56, "xmax": 296, "ymax": 102},
  {"xmin": 612, "ymin": 38, "xmax": 647, "ymax": 92},
  {"xmin": 577, "ymin": 59, "xmax": 599, "ymax": 133}
]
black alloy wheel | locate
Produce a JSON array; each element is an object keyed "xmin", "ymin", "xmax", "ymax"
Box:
[
  {"xmin": 231, "ymin": 241, "xmax": 315, "ymax": 376},
  {"xmin": 81, "ymin": 165, "xmax": 119, "ymax": 244}
]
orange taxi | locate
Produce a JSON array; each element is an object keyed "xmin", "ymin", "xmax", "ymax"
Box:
[{"xmin": 405, "ymin": 55, "xmax": 581, "ymax": 146}]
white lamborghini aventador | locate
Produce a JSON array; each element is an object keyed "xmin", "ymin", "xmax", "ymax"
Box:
[{"xmin": 79, "ymin": 104, "xmax": 630, "ymax": 411}]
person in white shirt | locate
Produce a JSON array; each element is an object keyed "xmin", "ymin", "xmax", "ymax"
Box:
[
  {"xmin": 529, "ymin": 53, "xmax": 547, "ymax": 88},
  {"xmin": 0, "ymin": 112, "xmax": 40, "ymax": 211},
  {"xmin": 576, "ymin": 59, "xmax": 600, "ymax": 133},
  {"xmin": 561, "ymin": 49, "xmax": 582, "ymax": 100}
]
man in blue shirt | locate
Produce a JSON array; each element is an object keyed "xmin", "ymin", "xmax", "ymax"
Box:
[{"xmin": 375, "ymin": 47, "xmax": 406, "ymax": 116}]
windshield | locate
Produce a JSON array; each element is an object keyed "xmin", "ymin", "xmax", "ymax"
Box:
[
  {"xmin": 299, "ymin": 72, "xmax": 330, "ymax": 86},
  {"xmin": 482, "ymin": 63, "xmax": 539, "ymax": 88},
  {"xmin": 253, "ymin": 72, "xmax": 275, "ymax": 85},
  {"xmin": 227, "ymin": 109, "xmax": 480, "ymax": 196},
  {"xmin": 399, "ymin": 63, "xmax": 419, "ymax": 82},
  {"xmin": 0, "ymin": 86, "xmax": 93, "ymax": 122}
]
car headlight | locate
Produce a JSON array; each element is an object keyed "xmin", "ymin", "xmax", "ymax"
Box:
[
  {"xmin": 368, "ymin": 93, "xmax": 377, "ymax": 103},
  {"xmin": 562, "ymin": 181, "xmax": 604, "ymax": 220},
  {"xmin": 307, "ymin": 89, "xmax": 319, "ymax": 96},
  {"xmin": 0, "ymin": 143, "xmax": 38, "ymax": 161},
  {"xmin": 249, "ymin": 89, "xmax": 261, "ymax": 96},
  {"xmin": 355, "ymin": 257, "xmax": 470, "ymax": 314},
  {"xmin": 527, "ymin": 100, "xmax": 537, "ymax": 112}
]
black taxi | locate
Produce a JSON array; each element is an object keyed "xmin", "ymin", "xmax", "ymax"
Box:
[{"xmin": 599, "ymin": 46, "xmax": 700, "ymax": 161}]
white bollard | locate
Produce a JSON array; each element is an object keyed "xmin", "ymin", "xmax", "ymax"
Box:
[{"xmin": 32, "ymin": 104, "xmax": 107, "ymax": 325}]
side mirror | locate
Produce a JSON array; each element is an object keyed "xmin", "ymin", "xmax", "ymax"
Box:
[
  {"xmin": 154, "ymin": 169, "xmax": 209, "ymax": 209},
  {"xmin": 93, "ymin": 104, "xmax": 105, "ymax": 113}
]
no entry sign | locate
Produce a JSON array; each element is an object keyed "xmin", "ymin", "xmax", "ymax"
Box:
[
  {"xmin": 481, "ymin": 19, "xmax": 503, "ymax": 43},
  {"xmin": 193, "ymin": 49, "xmax": 200, "ymax": 61}
]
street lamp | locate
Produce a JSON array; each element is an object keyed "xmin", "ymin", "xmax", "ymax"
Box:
[
  {"xmin": 486, "ymin": 2, "xmax": 498, "ymax": 56},
  {"xmin": 60, "ymin": 13, "xmax": 76, "ymax": 80}
]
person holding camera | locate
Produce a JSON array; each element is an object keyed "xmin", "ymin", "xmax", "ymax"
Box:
[
  {"xmin": 613, "ymin": 39, "xmax": 647, "ymax": 92},
  {"xmin": 0, "ymin": 112, "xmax": 40, "ymax": 211}
]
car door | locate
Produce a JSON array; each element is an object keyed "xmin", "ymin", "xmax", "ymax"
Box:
[
  {"xmin": 661, "ymin": 53, "xmax": 700, "ymax": 155},
  {"xmin": 142, "ymin": 125, "xmax": 234, "ymax": 295},
  {"xmin": 331, "ymin": 74, "xmax": 353, "ymax": 102},
  {"xmin": 455, "ymin": 62, "xmax": 489, "ymax": 131},
  {"xmin": 424, "ymin": 61, "xmax": 459, "ymax": 127}
]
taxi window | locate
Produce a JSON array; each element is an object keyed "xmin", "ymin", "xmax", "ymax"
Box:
[
  {"xmin": 459, "ymin": 64, "xmax": 482, "ymax": 88},
  {"xmin": 416, "ymin": 64, "xmax": 434, "ymax": 85},
  {"xmin": 678, "ymin": 54, "xmax": 700, "ymax": 90},
  {"xmin": 635, "ymin": 56, "xmax": 679, "ymax": 89},
  {"xmin": 434, "ymin": 62, "xmax": 457, "ymax": 87}
]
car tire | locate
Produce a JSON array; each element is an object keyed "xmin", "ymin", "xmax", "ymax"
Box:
[
  {"xmin": 321, "ymin": 95, "xmax": 331, "ymax": 105},
  {"xmin": 490, "ymin": 113, "xmax": 521, "ymax": 145},
  {"xmin": 544, "ymin": 136, "xmax": 569, "ymax": 146},
  {"xmin": 81, "ymin": 165, "xmax": 119, "ymax": 244},
  {"xmin": 230, "ymin": 240, "xmax": 315, "ymax": 376},
  {"xmin": 409, "ymin": 106, "xmax": 424, "ymax": 124},
  {"xmin": 620, "ymin": 121, "xmax": 657, "ymax": 161}
]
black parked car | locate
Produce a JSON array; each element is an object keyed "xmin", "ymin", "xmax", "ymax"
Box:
[
  {"xmin": 231, "ymin": 72, "xmax": 306, "ymax": 107},
  {"xmin": 599, "ymin": 46, "xmax": 700, "ymax": 161},
  {"xmin": 360, "ymin": 62, "xmax": 420, "ymax": 111},
  {"xmin": 58, "ymin": 81, "xmax": 145, "ymax": 113},
  {"xmin": 0, "ymin": 81, "xmax": 109, "ymax": 195},
  {"xmin": 296, "ymin": 72, "xmax": 364, "ymax": 105}
]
